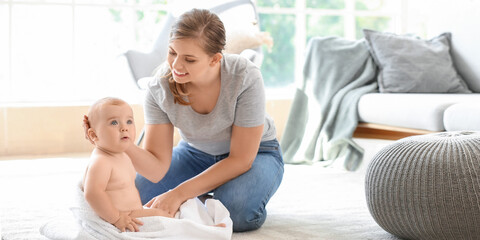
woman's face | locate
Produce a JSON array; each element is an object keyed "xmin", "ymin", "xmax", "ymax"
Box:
[{"xmin": 167, "ymin": 38, "xmax": 215, "ymax": 85}]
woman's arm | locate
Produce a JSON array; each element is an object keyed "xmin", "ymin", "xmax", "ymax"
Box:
[
  {"xmin": 146, "ymin": 124, "xmax": 263, "ymax": 214},
  {"xmin": 126, "ymin": 123, "xmax": 174, "ymax": 183},
  {"xmin": 178, "ymin": 124, "xmax": 264, "ymax": 196}
]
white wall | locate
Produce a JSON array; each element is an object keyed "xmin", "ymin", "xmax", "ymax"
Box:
[
  {"xmin": 420, "ymin": 0, "xmax": 480, "ymax": 92},
  {"xmin": 0, "ymin": 100, "xmax": 292, "ymax": 157}
]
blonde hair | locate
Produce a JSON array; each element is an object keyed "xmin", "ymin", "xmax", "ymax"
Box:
[{"xmin": 166, "ymin": 8, "xmax": 226, "ymax": 105}]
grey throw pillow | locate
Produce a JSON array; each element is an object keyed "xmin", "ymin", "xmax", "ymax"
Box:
[{"xmin": 363, "ymin": 29, "xmax": 471, "ymax": 93}]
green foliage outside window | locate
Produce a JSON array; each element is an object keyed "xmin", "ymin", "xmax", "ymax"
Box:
[
  {"xmin": 109, "ymin": 9, "xmax": 166, "ymax": 24},
  {"xmin": 355, "ymin": 0, "xmax": 387, "ymax": 11},
  {"xmin": 257, "ymin": 0, "xmax": 295, "ymax": 8},
  {"xmin": 108, "ymin": 4, "xmax": 167, "ymax": 46},
  {"xmin": 307, "ymin": 0, "xmax": 344, "ymax": 9},
  {"xmin": 259, "ymin": 13, "xmax": 296, "ymax": 88},
  {"xmin": 109, "ymin": 0, "xmax": 167, "ymax": 23},
  {"xmin": 355, "ymin": 16, "xmax": 391, "ymax": 39},
  {"xmin": 306, "ymin": 15, "xmax": 344, "ymax": 43}
]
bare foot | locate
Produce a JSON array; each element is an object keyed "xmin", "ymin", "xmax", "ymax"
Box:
[{"xmin": 214, "ymin": 223, "xmax": 226, "ymax": 228}]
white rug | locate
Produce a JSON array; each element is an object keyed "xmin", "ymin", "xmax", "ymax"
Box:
[{"xmin": 0, "ymin": 139, "xmax": 399, "ymax": 240}]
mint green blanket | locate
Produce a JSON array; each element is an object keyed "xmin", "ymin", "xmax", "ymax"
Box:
[{"xmin": 280, "ymin": 37, "xmax": 377, "ymax": 171}]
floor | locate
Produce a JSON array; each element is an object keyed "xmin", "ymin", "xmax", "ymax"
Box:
[{"xmin": 0, "ymin": 138, "xmax": 398, "ymax": 240}]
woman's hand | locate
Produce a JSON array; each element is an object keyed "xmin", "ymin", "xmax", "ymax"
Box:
[
  {"xmin": 112, "ymin": 211, "xmax": 143, "ymax": 232},
  {"xmin": 144, "ymin": 190, "xmax": 185, "ymax": 218}
]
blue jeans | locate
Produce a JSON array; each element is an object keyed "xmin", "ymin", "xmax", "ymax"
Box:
[{"xmin": 135, "ymin": 139, "xmax": 284, "ymax": 232}]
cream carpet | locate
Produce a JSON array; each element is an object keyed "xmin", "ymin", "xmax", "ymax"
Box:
[{"xmin": 0, "ymin": 139, "xmax": 400, "ymax": 240}]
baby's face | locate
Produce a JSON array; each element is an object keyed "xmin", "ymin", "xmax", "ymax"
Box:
[{"xmin": 93, "ymin": 102, "xmax": 136, "ymax": 153}]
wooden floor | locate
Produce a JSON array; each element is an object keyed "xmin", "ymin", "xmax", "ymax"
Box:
[{"xmin": 353, "ymin": 123, "xmax": 436, "ymax": 140}]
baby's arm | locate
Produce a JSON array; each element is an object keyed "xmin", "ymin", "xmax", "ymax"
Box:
[
  {"xmin": 84, "ymin": 157, "xmax": 141, "ymax": 231},
  {"xmin": 84, "ymin": 157, "xmax": 119, "ymax": 223}
]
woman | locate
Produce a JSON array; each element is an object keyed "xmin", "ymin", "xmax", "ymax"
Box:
[{"xmin": 127, "ymin": 8, "xmax": 284, "ymax": 232}]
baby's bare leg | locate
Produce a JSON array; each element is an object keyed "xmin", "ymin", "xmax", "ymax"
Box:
[
  {"xmin": 129, "ymin": 208, "xmax": 170, "ymax": 218},
  {"xmin": 130, "ymin": 208, "xmax": 226, "ymax": 227}
]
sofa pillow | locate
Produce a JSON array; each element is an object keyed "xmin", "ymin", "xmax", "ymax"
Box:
[{"xmin": 363, "ymin": 29, "xmax": 471, "ymax": 93}]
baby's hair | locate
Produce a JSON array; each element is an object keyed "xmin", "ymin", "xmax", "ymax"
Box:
[{"xmin": 87, "ymin": 97, "xmax": 128, "ymax": 126}]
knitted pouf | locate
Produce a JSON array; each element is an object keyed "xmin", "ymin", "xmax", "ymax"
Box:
[{"xmin": 365, "ymin": 131, "xmax": 480, "ymax": 240}]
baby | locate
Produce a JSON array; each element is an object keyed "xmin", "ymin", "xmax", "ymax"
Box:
[{"xmin": 82, "ymin": 97, "xmax": 168, "ymax": 232}]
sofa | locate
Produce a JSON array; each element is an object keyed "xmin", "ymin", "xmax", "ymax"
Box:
[{"xmin": 353, "ymin": 2, "xmax": 480, "ymax": 140}]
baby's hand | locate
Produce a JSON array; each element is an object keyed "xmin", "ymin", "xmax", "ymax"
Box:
[{"xmin": 113, "ymin": 211, "xmax": 143, "ymax": 232}]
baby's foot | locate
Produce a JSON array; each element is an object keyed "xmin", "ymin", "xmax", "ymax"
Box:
[{"xmin": 214, "ymin": 223, "xmax": 226, "ymax": 228}]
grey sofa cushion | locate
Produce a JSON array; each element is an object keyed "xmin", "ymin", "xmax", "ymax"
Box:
[{"xmin": 363, "ymin": 29, "xmax": 471, "ymax": 93}]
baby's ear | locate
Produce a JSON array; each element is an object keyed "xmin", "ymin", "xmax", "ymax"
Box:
[{"xmin": 87, "ymin": 128, "xmax": 98, "ymax": 143}]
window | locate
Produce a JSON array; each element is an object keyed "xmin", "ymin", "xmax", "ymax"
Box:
[
  {"xmin": 257, "ymin": 0, "xmax": 405, "ymax": 91},
  {"xmin": 0, "ymin": 0, "xmax": 168, "ymax": 104},
  {"xmin": 1, "ymin": 0, "xmax": 410, "ymax": 104}
]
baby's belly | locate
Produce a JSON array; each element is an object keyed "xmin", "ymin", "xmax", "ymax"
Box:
[{"xmin": 107, "ymin": 186, "xmax": 143, "ymax": 211}]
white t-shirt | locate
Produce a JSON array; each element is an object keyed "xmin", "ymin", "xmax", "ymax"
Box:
[{"xmin": 144, "ymin": 54, "xmax": 277, "ymax": 155}]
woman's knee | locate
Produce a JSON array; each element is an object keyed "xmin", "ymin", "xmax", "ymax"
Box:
[{"xmin": 229, "ymin": 206, "xmax": 267, "ymax": 232}]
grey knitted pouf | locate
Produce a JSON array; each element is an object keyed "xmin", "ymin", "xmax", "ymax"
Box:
[{"xmin": 365, "ymin": 131, "xmax": 480, "ymax": 240}]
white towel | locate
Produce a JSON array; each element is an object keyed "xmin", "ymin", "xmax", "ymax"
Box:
[{"xmin": 40, "ymin": 183, "xmax": 232, "ymax": 240}]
